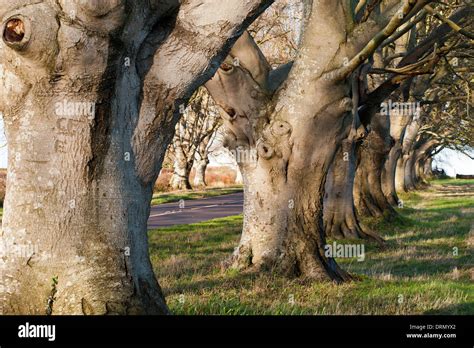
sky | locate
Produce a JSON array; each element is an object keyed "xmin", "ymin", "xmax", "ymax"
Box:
[
  {"xmin": 0, "ymin": 118, "xmax": 472, "ymax": 176},
  {"xmin": 432, "ymin": 148, "xmax": 474, "ymax": 177}
]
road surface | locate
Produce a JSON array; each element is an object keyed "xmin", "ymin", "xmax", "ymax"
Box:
[{"xmin": 147, "ymin": 192, "xmax": 244, "ymax": 229}]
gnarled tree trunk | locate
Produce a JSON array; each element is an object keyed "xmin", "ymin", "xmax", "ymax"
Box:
[
  {"xmin": 412, "ymin": 139, "xmax": 438, "ymax": 187},
  {"xmin": 403, "ymin": 150, "xmax": 417, "ymax": 191},
  {"xmin": 382, "ymin": 112, "xmax": 410, "ymax": 206},
  {"xmin": 193, "ymin": 120, "xmax": 218, "ymax": 187},
  {"xmin": 170, "ymin": 88, "xmax": 219, "ymax": 190},
  {"xmin": 207, "ymin": 7, "xmax": 357, "ymax": 280},
  {"xmin": 0, "ymin": 0, "xmax": 271, "ymax": 314},
  {"xmin": 354, "ymin": 114, "xmax": 396, "ymax": 218},
  {"xmin": 395, "ymin": 116, "xmax": 421, "ymax": 192},
  {"xmin": 324, "ymin": 139, "xmax": 384, "ymax": 243},
  {"xmin": 422, "ymin": 155, "xmax": 434, "ymax": 179},
  {"xmin": 193, "ymin": 157, "xmax": 209, "ymax": 188},
  {"xmin": 0, "ymin": 0, "xmax": 166, "ymax": 315},
  {"xmin": 170, "ymin": 141, "xmax": 193, "ymax": 190},
  {"xmin": 323, "ymin": 62, "xmax": 384, "ymax": 243},
  {"xmin": 208, "ymin": 0, "xmax": 415, "ymax": 279}
]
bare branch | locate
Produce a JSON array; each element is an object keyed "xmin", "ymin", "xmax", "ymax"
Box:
[
  {"xmin": 381, "ymin": 9, "xmax": 427, "ymax": 48},
  {"xmin": 424, "ymin": 4, "xmax": 474, "ymax": 40},
  {"xmin": 335, "ymin": 0, "xmax": 422, "ymax": 80}
]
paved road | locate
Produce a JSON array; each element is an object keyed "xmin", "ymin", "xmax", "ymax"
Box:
[{"xmin": 147, "ymin": 192, "xmax": 244, "ymax": 229}]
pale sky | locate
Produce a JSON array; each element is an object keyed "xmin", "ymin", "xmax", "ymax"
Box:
[{"xmin": 432, "ymin": 148, "xmax": 474, "ymax": 177}]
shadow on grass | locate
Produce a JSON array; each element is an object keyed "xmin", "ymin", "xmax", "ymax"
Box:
[
  {"xmin": 360, "ymin": 255, "xmax": 472, "ymax": 278},
  {"xmin": 425, "ymin": 302, "xmax": 474, "ymax": 315}
]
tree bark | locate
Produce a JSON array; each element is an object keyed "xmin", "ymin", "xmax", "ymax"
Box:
[
  {"xmin": 193, "ymin": 157, "xmax": 209, "ymax": 187},
  {"xmin": 414, "ymin": 155, "xmax": 426, "ymax": 187},
  {"xmin": 324, "ymin": 140, "xmax": 384, "ymax": 243},
  {"xmin": 0, "ymin": 1, "xmax": 167, "ymax": 314},
  {"xmin": 403, "ymin": 150, "xmax": 417, "ymax": 191},
  {"xmin": 382, "ymin": 142, "xmax": 403, "ymax": 206},
  {"xmin": 381, "ymin": 112, "xmax": 411, "ymax": 206},
  {"xmin": 169, "ymin": 88, "xmax": 218, "ymax": 190},
  {"xmin": 193, "ymin": 118, "xmax": 218, "ymax": 188},
  {"xmin": 411, "ymin": 139, "xmax": 437, "ymax": 187},
  {"xmin": 205, "ymin": 0, "xmax": 418, "ymax": 279},
  {"xmin": 395, "ymin": 116, "xmax": 421, "ymax": 192},
  {"xmin": 170, "ymin": 142, "xmax": 193, "ymax": 190},
  {"xmin": 354, "ymin": 114, "xmax": 397, "ymax": 218},
  {"xmin": 208, "ymin": 1, "xmax": 414, "ymax": 281},
  {"xmin": 323, "ymin": 61, "xmax": 384, "ymax": 243},
  {"xmin": 207, "ymin": 7, "xmax": 358, "ymax": 279},
  {"xmin": 0, "ymin": 0, "xmax": 271, "ymax": 314},
  {"xmin": 422, "ymin": 156, "xmax": 433, "ymax": 179}
]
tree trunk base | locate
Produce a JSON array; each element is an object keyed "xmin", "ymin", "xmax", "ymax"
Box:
[
  {"xmin": 228, "ymin": 241, "xmax": 353, "ymax": 283},
  {"xmin": 357, "ymin": 194, "xmax": 399, "ymax": 220},
  {"xmin": 1, "ymin": 260, "xmax": 169, "ymax": 315},
  {"xmin": 324, "ymin": 209, "xmax": 385, "ymax": 246},
  {"xmin": 170, "ymin": 175, "xmax": 192, "ymax": 190}
]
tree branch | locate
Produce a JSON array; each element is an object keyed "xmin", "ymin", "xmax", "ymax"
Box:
[
  {"xmin": 335, "ymin": 0, "xmax": 422, "ymax": 80},
  {"xmin": 424, "ymin": 4, "xmax": 474, "ymax": 40},
  {"xmin": 132, "ymin": 0, "xmax": 273, "ymax": 184},
  {"xmin": 359, "ymin": 6, "xmax": 473, "ymax": 116}
]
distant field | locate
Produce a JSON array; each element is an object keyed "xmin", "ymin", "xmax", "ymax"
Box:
[
  {"xmin": 149, "ymin": 179, "xmax": 474, "ymax": 315},
  {"xmin": 154, "ymin": 166, "xmax": 239, "ymax": 192}
]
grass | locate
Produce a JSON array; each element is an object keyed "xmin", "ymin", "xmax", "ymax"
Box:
[
  {"xmin": 151, "ymin": 186, "xmax": 243, "ymax": 206},
  {"xmin": 430, "ymin": 178, "xmax": 474, "ymax": 186},
  {"xmin": 149, "ymin": 179, "xmax": 473, "ymax": 314}
]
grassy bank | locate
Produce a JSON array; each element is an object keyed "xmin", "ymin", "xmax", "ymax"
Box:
[
  {"xmin": 149, "ymin": 179, "xmax": 473, "ymax": 315},
  {"xmin": 151, "ymin": 186, "xmax": 243, "ymax": 206}
]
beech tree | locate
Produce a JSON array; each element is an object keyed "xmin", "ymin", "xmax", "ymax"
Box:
[
  {"xmin": 352, "ymin": 3, "xmax": 473, "ymax": 209},
  {"xmin": 0, "ymin": 0, "xmax": 471, "ymax": 316},
  {"xmin": 205, "ymin": 0, "xmax": 447, "ymax": 280},
  {"xmin": 0, "ymin": 0, "xmax": 272, "ymax": 315},
  {"xmin": 353, "ymin": 3, "xmax": 473, "ymax": 218},
  {"xmin": 168, "ymin": 88, "xmax": 220, "ymax": 190},
  {"xmin": 206, "ymin": 0, "xmax": 472, "ymax": 268},
  {"xmin": 389, "ymin": 4, "xmax": 473, "ymax": 193}
]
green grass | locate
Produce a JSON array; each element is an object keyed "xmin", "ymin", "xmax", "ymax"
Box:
[
  {"xmin": 148, "ymin": 179, "xmax": 474, "ymax": 315},
  {"xmin": 151, "ymin": 186, "xmax": 243, "ymax": 206},
  {"xmin": 430, "ymin": 178, "xmax": 474, "ymax": 186}
]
